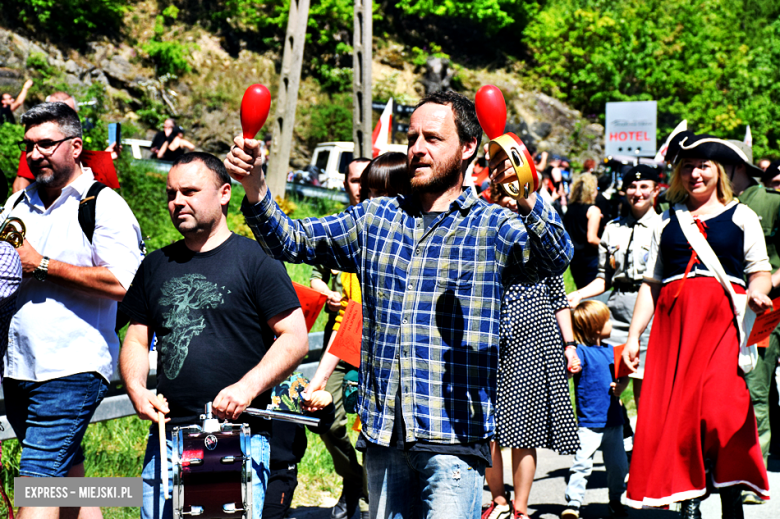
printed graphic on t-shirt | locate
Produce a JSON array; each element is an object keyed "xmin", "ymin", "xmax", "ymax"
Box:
[{"xmin": 158, "ymin": 273, "xmax": 225, "ymax": 378}]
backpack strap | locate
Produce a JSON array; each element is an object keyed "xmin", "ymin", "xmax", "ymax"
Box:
[{"xmin": 78, "ymin": 182, "xmax": 108, "ymax": 244}]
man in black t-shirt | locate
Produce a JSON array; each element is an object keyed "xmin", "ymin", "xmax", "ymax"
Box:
[{"xmin": 119, "ymin": 152, "xmax": 308, "ymax": 519}]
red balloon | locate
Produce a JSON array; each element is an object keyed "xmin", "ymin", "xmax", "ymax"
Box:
[
  {"xmin": 475, "ymin": 85, "xmax": 507, "ymax": 140},
  {"xmin": 240, "ymin": 84, "xmax": 272, "ymax": 140}
]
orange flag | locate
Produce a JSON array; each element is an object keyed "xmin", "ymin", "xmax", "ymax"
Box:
[
  {"xmin": 328, "ymin": 300, "xmax": 362, "ymax": 368},
  {"xmin": 292, "ymin": 282, "xmax": 328, "ymax": 332}
]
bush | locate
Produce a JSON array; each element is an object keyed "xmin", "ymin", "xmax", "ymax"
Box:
[
  {"xmin": 303, "ymin": 93, "xmax": 354, "ymax": 147},
  {"xmin": 142, "ymin": 40, "xmax": 194, "ymax": 77},
  {"xmin": 1, "ymin": 0, "xmax": 129, "ymax": 44},
  {"xmin": 0, "ymin": 124, "xmax": 24, "ymax": 185}
]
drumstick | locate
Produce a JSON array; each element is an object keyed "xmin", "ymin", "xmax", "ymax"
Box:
[{"xmin": 157, "ymin": 393, "xmax": 169, "ymax": 500}]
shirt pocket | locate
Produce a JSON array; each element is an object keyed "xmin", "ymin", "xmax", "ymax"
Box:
[{"xmin": 435, "ymin": 268, "xmax": 474, "ymax": 292}]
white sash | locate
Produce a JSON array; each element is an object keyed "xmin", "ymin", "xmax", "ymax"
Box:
[{"xmin": 673, "ymin": 203, "xmax": 757, "ymax": 373}]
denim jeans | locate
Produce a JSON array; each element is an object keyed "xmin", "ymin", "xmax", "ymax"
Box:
[
  {"xmin": 4, "ymin": 372, "xmax": 109, "ymax": 477},
  {"xmin": 565, "ymin": 425, "xmax": 628, "ymax": 506},
  {"xmin": 141, "ymin": 428, "xmax": 270, "ymax": 519},
  {"xmin": 364, "ymin": 442, "xmax": 486, "ymax": 519}
]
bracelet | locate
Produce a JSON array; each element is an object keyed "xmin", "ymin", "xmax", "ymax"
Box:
[{"xmin": 564, "ymin": 341, "xmax": 577, "ymax": 349}]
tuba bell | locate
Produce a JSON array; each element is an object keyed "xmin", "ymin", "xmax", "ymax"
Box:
[{"xmin": 0, "ymin": 216, "xmax": 26, "ymax": 248}]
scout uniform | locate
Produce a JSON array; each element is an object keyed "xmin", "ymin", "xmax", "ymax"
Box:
[
  {"xmin": 732, "ymin": 149, "xmax": 780, "ymax": 469},
  {"xmin": 598, "ymin": 166, "xmax": 661, "ymax": 378}
]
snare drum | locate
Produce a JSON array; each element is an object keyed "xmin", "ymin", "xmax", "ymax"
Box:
[{"xmin": 172, "ymin": 422, "xmax": 252, "ymax": 519}]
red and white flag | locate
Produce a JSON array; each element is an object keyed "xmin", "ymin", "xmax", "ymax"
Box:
[{"xmin": 372, "ymin": 98, "xmax": 393, "ymax": 158}]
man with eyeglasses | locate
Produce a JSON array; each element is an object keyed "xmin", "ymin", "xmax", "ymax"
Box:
[{"xmin": 0, "ymin": 102, "xmax": 144, "ymax": 519}]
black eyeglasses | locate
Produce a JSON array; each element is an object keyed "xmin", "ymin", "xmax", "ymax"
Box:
[{"xmin": 17, "ymin": 136, "xmax": 76, "ymax": 155}]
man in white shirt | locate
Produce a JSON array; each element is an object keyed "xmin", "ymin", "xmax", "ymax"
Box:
[{"xmin": 1, "ymin": 102, "xmax": 143, "ymax": 519}]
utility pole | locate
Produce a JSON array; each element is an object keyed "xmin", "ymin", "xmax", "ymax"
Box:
[
  {"xmin": 267, "ymin": 0, "xmax": 310, "ymax": 199},
  {"xmin": 352, "ymin": 0, "xmax": 372, "ymax": 159}
]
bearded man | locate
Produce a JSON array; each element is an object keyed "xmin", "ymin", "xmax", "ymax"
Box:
[
  {"xmin": 224, "ymin": 90, "xmax": 573, "ymax": 519},
  {"xmin": 1, "ymin": 102, "xmax": 144, "ymax": 519}
]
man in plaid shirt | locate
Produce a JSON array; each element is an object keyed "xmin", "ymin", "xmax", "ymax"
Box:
[{"xmin": 225, "ymin": 90, "xmax": 573, "ymax": 519}]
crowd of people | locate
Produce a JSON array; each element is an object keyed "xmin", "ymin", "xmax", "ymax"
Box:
[{"xmin": 0, "ymin": 81, "xmax": 777, "ymax": 519}]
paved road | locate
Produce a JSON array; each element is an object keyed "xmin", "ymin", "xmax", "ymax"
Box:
[{"xmin": 288, "ymin": 447, "xmax": 779, "ymax": 519}]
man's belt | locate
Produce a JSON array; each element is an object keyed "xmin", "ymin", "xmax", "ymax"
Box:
[{"xmin": 613, "ymin": 280, "xmax": 642, "ymax": 293}]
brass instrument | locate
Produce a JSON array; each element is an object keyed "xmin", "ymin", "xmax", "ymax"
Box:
[{"xmin": 0, "ymin": 216, "xmax": 26, "ymax": 248}]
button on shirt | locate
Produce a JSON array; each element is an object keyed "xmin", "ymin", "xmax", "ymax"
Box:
[
  {"xmin": 242, "ymin": 188, "xmax": 573, "ymax": 446},
  {"xmin": 2, "ymin": 168, "xmax": 144, "ymax": 382},
  {"xmin": 597, "ymin": 209, "xmax": 661, "ymax": 285}
]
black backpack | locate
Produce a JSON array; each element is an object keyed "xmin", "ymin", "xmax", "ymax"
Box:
[{"xmin": 13, "ymin": 181, "xmax": 132, "ymax": 331}]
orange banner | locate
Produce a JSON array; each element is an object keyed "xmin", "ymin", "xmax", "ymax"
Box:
[
  {"xmin": 328, "ymin": 300, "xmax": 362, "ymax": 368},
  {"xmin": 292, "ymin": 282, "xmax": 328, "ymax": 332},
  {"xmin": 746, "ymin": 297, "xmax": 780, "ymax": 346}
]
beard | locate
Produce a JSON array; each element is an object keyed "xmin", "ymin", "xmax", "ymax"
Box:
[
  {"xmin": 409, "ymin": 148, "xmax": 463, "ymax": 194},
  {"xmin": 30, "ymin": 162, "xmax": 74, "ymax": 189}
]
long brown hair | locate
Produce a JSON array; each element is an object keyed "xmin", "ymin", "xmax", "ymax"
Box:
[{"xmin": 572, "ymin": 300, "xmax": 610, "ymax": 346}]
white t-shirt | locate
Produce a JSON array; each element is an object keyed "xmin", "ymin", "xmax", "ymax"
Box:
[{"xmin": 2, "ymin": 168, "xmax": 144, "ymax": 382}]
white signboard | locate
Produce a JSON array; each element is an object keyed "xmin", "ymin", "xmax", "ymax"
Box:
[{"xmin": 605, "ymin": 101, "xmax": 657, "ymax": 157}]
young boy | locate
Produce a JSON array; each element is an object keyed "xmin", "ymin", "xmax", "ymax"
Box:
[{"xmin": 563, "ymin": 300, "xmax": 629, "ymax": 519}]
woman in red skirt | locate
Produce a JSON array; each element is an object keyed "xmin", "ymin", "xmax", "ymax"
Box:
[{"xmin": 623, "ymin": 134, "xmax": 773, "ymax": 519}]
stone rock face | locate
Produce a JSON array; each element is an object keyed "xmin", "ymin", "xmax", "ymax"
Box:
[
  {"xmin": 0, "ymin": 25, "xmax": 605, "ymax": 167},
  {"xmin": 419, "ymin": 56, "xmax": 455, "ymax": 94}
]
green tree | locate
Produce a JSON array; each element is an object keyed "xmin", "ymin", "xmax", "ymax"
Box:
[
  {"xmin": 523, "ymin": 0, "xmax": 780, "ymax": 157},
  {"xmin": 1, "ymin": 0, "xmax": 129, "ymax": 44}
]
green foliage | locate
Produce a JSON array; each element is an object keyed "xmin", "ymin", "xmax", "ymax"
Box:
[
  {"xmin": 143, "ymin": 40, "xmax": 193, "ymax": 77},
  {"xmin": 26, "ymin": 52, "xmax": 54, "ymax": 79},
  {"xmin": 0, "ymin": 124, "xmax": 24, "ymax": 185},
  {"xmin": 302, "ymin": 93, "xmax": 354, "ymax": 147},
  {"xmin": 136, "ymin": 99, "xmax": 170, "ymax": 130},
  {"xmin": 2, "ymin": 0, "xmax": 129, "ymax": 43},
  {"xmin": 523, "ymin": 0, "xmax": 780, "ymax": 157},
  {"xmin": 396, "ymin": 0, "xmax": 516, "ymax": 33},
  {"xmin": 410, "ymin": 43, "xmax": 449, "ymax": 68}
]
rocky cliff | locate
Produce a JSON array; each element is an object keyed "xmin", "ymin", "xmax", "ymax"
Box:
[{"xmin": 0, "ymin": 24, "xmax": 604, "ymax": 167}]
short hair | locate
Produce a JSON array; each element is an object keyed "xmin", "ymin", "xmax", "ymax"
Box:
[
  {"xmin": 583, "ymin": 159, "xmax": 596, "ymax": 172},
  {"xmin": 415, "ymin": 90, "xmax": 482, "ymax": 164},
  {"xmin": 172, "ymin": 152, "xmax": 231, "ymax": 187},
  {"xmin": 475, "ymin": 157, "xmax": 487, "ymax": 168},
  {"xmin": 666, "ymin": 160, "xmax": 733, "ymax": 205},
  {"xmin": 360, "ymin": 152, "xmax": 410, "ymax": 202},
  {"xmin": 569, "ymin": 173, "xmax": 598, "ymax": 205},
  {"xmin": 21, "ymin": 102, "xmax": 82, "ymax": 139},
  {"xmin": 572, "ymin": 300, "xmax": 611, "ymax": 346},
  {"xmin": 350, "ymin": 157, "xmax": 371, "ymax": 167}
]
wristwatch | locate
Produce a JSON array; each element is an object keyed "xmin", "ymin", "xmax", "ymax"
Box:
[{"xmin": 33, "ymin": 256, "xmax": 50, "ymax": 282}]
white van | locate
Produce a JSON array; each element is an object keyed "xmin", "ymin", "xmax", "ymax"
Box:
[{"xmin": 310, "ymin": 142, "xmax": 407, "ymax": 189}]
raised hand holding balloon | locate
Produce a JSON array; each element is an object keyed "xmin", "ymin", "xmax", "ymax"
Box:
[
  {"xmin": 240, "ymin": 84, "xmax": 272, "ymax": 140},
  {"xmin": 475, "ymin": 85, "xmax": 538, "ymax": 199}
]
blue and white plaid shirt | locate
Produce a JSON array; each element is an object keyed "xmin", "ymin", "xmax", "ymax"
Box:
[
  {"xmin": 0, "ymin": 241, "xmax": 22, "ymax": 379},
  {"xmin": 242, "ymin": 187, "xmax": 572, "ymax": 446}
]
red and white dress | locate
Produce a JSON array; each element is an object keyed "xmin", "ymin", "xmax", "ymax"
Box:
[{"xmin": 626, "ymin": 201, "xmax": 771, "ymax": 508}]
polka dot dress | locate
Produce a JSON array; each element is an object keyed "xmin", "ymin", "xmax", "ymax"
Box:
[{"xmin": 495, "ymin": 275, "xmax": 579, "ymax": 454}]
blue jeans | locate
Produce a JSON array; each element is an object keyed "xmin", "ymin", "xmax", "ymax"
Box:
[
  {"xmin": 142, "ymin": 428, "xmax": 270, "ymax": 519},
  {"xmin": 364, "ymin": 442, "xmax": 486, "ymax": 519},
  {"xmin": 3, "ymin": 372, "xmax": 109, "ymax": 477},
  {"xmin": 565, "ymin": 425, "xmax": 628, "ymax": 506}
]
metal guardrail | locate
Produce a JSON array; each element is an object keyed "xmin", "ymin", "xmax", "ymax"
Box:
[
  {"xmin": 286, "ymin": 183, "xmax": 350, "ymax": 204},
  {"xmin": 0, "ymin": 332, "xmax": 325, "ymax": 440}
]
